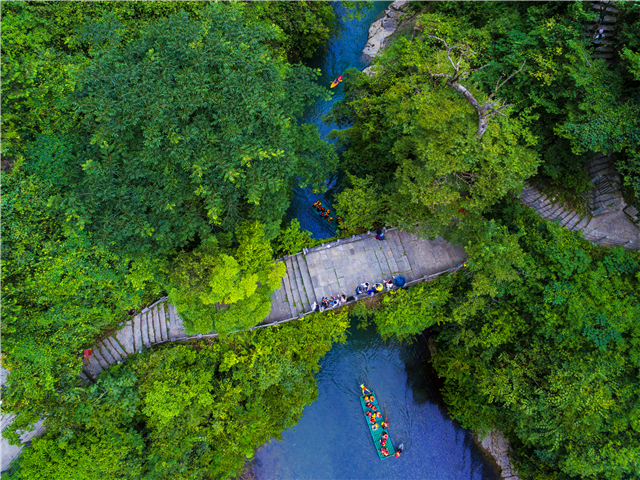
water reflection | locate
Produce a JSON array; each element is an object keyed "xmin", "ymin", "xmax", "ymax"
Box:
[{"xmin": 254, "ymin": 325, "xmax": 502, "ymax": 480}]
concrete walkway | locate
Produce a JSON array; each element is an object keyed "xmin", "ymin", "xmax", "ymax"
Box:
[{"xmin": 81, "ymin": 229, "xmax": 466, "ymax": 381}]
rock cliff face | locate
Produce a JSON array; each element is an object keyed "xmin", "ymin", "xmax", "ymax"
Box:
[
  {"xmin": 476, "ymin": 430, "xmax": 521, "ymax": 480},
  {"xmin": 361, "ymin": 0, "xmax": 411, "ymax": 66}
]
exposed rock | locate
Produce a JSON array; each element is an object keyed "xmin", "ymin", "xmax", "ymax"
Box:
[
  {"xmin": 476, "ymin": 429, "xmax": 521, "ymax": 480},
  {"xmin": 361, "ymin": 0, "xmax": 411, "ymax": 63}
]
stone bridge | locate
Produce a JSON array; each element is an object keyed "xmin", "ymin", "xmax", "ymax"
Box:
[{"xmin": 81, "ymin": 229, "xmax": 466, "ymax": 382}]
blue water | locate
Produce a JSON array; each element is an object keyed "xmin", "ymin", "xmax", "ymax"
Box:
[
  {"xmin": 286, "ymin": 2, "xmax": 392, "ymax": 239},
  {"xmin": 254, "ymin": 325, "xmax": 502, "ymax": 480},
  {"xmin": 264, "ymin": 5, "xmax": 503, "ymax": 479}
]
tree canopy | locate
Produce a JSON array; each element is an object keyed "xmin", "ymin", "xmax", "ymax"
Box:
[{"xmin": 6, "ymin": 311, "xmax": 349, "ymax": 480}]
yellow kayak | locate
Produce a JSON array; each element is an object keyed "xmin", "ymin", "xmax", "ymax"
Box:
[{"xmin": 330, "ymin": 75, "xmax": 343, "ymax": 88}]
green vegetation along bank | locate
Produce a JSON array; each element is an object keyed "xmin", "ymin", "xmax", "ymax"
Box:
[{"xmin": 3, "ymin": 2, "xmax": 640, "ymax": 479}]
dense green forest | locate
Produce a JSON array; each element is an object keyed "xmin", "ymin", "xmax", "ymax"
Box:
[{"xmin": 2, "ymin": 1, "xmax": 639, "ymax": 479}]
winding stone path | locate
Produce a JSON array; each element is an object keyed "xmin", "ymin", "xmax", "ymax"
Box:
[
  {"xmin": 519, "ymin": 153, "xmax": 640, "ymax": 250},
  {"xmin": 81, "ymin": 229, "xmax": 466, "ymax": 381}
]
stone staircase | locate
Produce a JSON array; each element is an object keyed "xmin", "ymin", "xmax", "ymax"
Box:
[
  {"xmin": 587, "ymin": 1, "xmax": 619, "ymax": 61},
  {"xmin": 80, "ymin": 229, "xmax": 468, "ymax": 382},
  {"xmin": 520, "ymin": 151, "xmax": 640, "ymax": 250},
  {"xmin": 586, "ymin": 153, "xmax": 626, "ymax": 216},
  {"xmin": 82, "ymin": 300, "xmax": 184, "ymax": 382},
  {"xmin": 519, "ymin": 184, "xmax": 590, "ymax": 232}
]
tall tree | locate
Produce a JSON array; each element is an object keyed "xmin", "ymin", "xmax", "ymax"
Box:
[
  {"xmin": 69, "ymin": 3, "xmax": 336, "ymax": 257},
  {"xmin": 167, "ymin": 222, "xmax": 286, "ymax": 335}
]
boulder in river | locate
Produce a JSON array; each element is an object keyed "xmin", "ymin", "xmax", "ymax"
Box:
[
  {"xmin": 361, "ymin": 0, "xmax": 411, "ymax": 63},
  {"xmin": 476, "ymin": 429, "xmax": 521, "ymax": 480}
]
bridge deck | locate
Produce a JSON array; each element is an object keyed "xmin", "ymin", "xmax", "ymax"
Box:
[{"xmin": 82, "ymin": 230, "xmax": 466, "ymax": 381}]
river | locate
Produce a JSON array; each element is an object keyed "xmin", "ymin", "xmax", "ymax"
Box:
[
  {"xmin": 254, "ymin": 325, "xmax": 502, "ymax": 480},
  {"xmin": 285, "ymin": 1, "xmax": 392, "ymax": 239},
  {"xmin": 261, "ymin": 4, "xmax": 502, "ymax": 479}
]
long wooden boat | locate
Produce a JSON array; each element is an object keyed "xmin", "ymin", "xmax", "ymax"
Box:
[{"xmin": 360, "ymin": 386, "xmax": 395, "ymax": 459}]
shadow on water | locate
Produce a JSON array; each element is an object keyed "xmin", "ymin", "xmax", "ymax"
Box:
[
  {"xmin": 286, "ymin": 2, "xmax": 392, "ymax": 239},
  {"xmin": 253, "ymin": 324, "xmax": 503, "ymax": 480}
]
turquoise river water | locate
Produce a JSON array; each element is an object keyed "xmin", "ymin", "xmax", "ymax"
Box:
[
  {"xmin": 254, "ymin": 326, "xmax": 502, "ymax": 480},
  {"xmin": 264, "ymin": 4, "xmax": 502, "ymax": 479}
]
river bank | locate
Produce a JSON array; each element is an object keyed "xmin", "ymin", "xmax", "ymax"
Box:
[{"xmin": 361, "ymin": 4, "xmax": 522, "ymax": 478}]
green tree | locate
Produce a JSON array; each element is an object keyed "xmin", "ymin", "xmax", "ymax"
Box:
[
  {"xmin": 274, "ymin": 218, "xmax": 313, "ymax": 256},
  {"xmin": 167, "ymin": 222, "xmax": 286, "ymax": 335},
  {"xmin": 430, "ymin": 203, "xmax": 640, "ymax": 480},
  {"xmin": 67, "ymin": 3, "xmax": 335, "ymax": 257},
  {"xmin": 334, "ymin": 174, "xmax": 386, "ymax": 233},
  {"xmin": 0, "ymin": 170, "xmax": 142, "ymax": 443},
  {"xmin": 369, "ymin": 280, "xmax": 452, "ymax": 341},
  {"xmin": 7, "ymin": 311, "xmax": 349, "ymax": 480},
  {"xmin": 328, "ymin": 34, "xmax": 539, "ymax": 239}
]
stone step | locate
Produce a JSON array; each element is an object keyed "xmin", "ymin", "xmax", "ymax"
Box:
[
  {"xmin": 380, "ymin": 235, "xmax": 400, "ymax": 276},
  {"xmin": 537, "ymin": 200, "xmax": 555, "ymax": 216},
  {"xmin": 109, "ymin": 336, "xmax": 128, "ymax": 359},
  {"xmin": 371, "ymin": 240, "xmax": 392, "ymax": 279},
  {"xmin": 141, "ymin": 311, "xmax": 152, "ymax": 348},
  {"xmin": 279, "ymin": 264, "xmax": 298, "ymax": 318},
  {"xmin": 543, "ymin": 203, "xmax": 564, "ymax": 219},
  {"xmin": 590, "ymin": 14, "xmax": 617, "ymax": 23},
  {"xmin": 167, "ymin": 304, "xmax": 186, "ymax": 340},
  {"xmin": 292, "ymin": 255, "xmax": 310, "ymax": 311},
  {"xmin": 284, "ymin": 257, "xmax": 304, "ymax": 315},
  {"xmin": 586, "ymin": 24, "xmax": 616, "ymax": 32},
  {"xmin": 132, "ymin": 314, "xmax": 143, "ymax": 351},
  {"xmin": 97, "ymin": 341, "xmax": 117, "ymax": 365},
  {"xmin": 589, "ymin": 164, "xmax": 612, "ymax": 176},
  {"xmin": 571, "ymin": 216, "xmax": 591, "ymax": 231},
  {"xmin": 529, "ymin": 196, "xmax": 548, "ymax": 209},
  {"xmin": 592, "ymin": 53, "xmax": 614, "ymax": 59},
  {"xmin": 91, "ymin": 347, "xmax": 111, "ymax": 369},
  {"xmin": 535, "ymin": 202, "xmax": 553, "ymax": 215},
  {"xmin": 150, "ymin": 309, "xmax": 160, "ymax": 344},
  {"xmin": 151, "ymin": 306, "xmax": 163, "ymax": 344},
  {"xmin": 559, "ymin": 211, "xmax": 580, "ymax": 228},
  {"xmin": 396, "ymin": 231, "xmax": 416, "ymax": 276},
  {"xmin": 103, "ymin": 338, "xmax": 125, "ymax": 362},
  {"xmin": 83, "ymin": 355, "xmax": 103, "ymax": 379},
  {"xmin": 158, "ymin": 303, "xmax": 169, "ymax": 342},
  {"xmin": 296, "ymin": 254, "xmax": 318, "ymax": 308},
  {"xmin": 594, "ymin": 46, "xmax": 614, "ymax": 53},
  {"xmin": 594, "ymin": 192, "xmax": 619, "ymax": 204},
  {"xmin": 116, "ymin": 321, "xmax": 135, "ymax": 355},
  {"xmin": 387, "ymin": 231, "xmax": 409, "ymax": 274},
  {"xmin": 565, "ymin": 213, "xmax": 584, "ymax": 231},
  {"xmin": 592, "ymin": 3, "xmax": 619, "ymax": 13},
  {"xmin": 557, "ymin": 209, "xmax": 574, "ymax": 221}
]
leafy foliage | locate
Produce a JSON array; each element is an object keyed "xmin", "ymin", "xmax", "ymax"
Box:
[
  {"xmin": 70, "ymin": 4, "xmax": 335, "ymax": 257},
  {"xmin": 274, "ymin": 218, "xmax": 314, "ymax": 256},
  {"xmin": 1, "ymin": 1, "xmax": 338, "ymax": 442},
  {"xmin": 167, "ymin": 222, "xmax": 286, "ymax": 336},
  {"xmin": 7, "ymin": 312, "xmax": 349, "ymax": 480},
  {"xmin": 1, "ymin": 170, "xmax": 141, "ymax": 442},
  {"xmin": 370, "ymin": 280, "xmax": 452, "ymax": 342},
  {"xmin": 328, "ymin": 34, "xmax": 540, "ymax": 238},
  {"xmin": 429, "ymin": 204, "xmax": 640, "ymax": 480}
]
